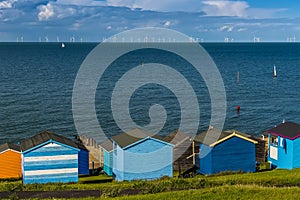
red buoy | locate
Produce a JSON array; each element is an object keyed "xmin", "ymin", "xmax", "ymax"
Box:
[{"xmin": 236, "ymin": 105, "xmax": 240, "ymax": 113}]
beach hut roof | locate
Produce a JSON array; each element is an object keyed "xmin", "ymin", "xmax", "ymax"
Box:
[
  {"xmin": 164, "ymin": 130, "xmax": 191, "ymax": 146},
  {"xmin": 20, "ymin": 130, "xmax": 79, "ymax": 152},
  {"xmin": 76, "ymin": 141, "xmax": 89, "ymax": 151},
  {"xmin": 267, "ymin": 121, "xmax": 300, "ymax": 140},
  {"xmin": 0, "ymin": 143, "xmax": 20, "ymax": 153},
  {"xmin": 112, "ymin": 128, "xmax": 168, "ymax": 149},
  {"xmin": 194, "ymin": 128, "xmax": 257, "ymax": 147},
  {"xmin": 99, "ymin": 139, "xmax": 113, "ymax": 152}
]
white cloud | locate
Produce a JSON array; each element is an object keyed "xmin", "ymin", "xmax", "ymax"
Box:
[
  {"xmin": 56, "ymin": 0, "xmax": 105, "ymax": 6},
  {"xmin": 237, "ymin": 28, "xmax": 246, "ymax": 32},
  {"xmin": 106, "ymin": 25, "xmax": 112, "ymax": 30},
  {"xmin": 219, "ymin": 25, "xmax": 234, "ymax": 32},
  {"xmin": 56, "ymin": 7, "xmax": 77, "ymax": 19},
  {"xmin": 106, "ymin": 0, "xmax": 203, "ymax": 12},
  {"xmin": 0, "ymin": 0, "xmax": 14, "ymax": 9},
  {"xmin": 247, "ymin": 8, "xmax": 287, "ymax": 19},
  {"xmin": 38, "ymin": 3, "xmax": 54, "ymax": 21},
  {"xmin": 202, "ymin": 1, "xmax": 249, "ymax": 17}
]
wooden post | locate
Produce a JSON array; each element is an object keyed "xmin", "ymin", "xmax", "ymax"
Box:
[{"xmin": 192, "ymin": 141, "xmax": 195, "ymax": 165}]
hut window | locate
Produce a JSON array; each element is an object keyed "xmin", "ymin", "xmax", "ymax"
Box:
[
  {"xmin": 279, "ymin": 137, "xmax": 283, "ymax": 147},
  {"xmin": 271, "ymin": 136, "xmax": 278, "ymax": 146}
]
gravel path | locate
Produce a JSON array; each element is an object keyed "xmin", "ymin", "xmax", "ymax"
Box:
[{"xmin": 0, "ymin": 190, "xmax": 101, "ymax": 199}]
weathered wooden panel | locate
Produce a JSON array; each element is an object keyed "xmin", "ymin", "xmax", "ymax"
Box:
[
  {"xmin": 255, "ymin": 139, "xmax": 266, "ymax": 163},
  {"xmin": 173, "ymin": 142, "xmax": 199, "ymax": 172}
]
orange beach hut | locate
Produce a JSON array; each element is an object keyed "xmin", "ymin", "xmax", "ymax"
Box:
[{"xmin": 0, "ymin": 143, "xmax": 22, "ymax": 179}]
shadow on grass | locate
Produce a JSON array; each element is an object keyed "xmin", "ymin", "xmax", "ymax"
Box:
[{"xmin": 80, "ymin": 179, "xmax": 113, "ymax": 184}]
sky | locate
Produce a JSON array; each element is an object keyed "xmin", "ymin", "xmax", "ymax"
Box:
[{"xmin": 1, "ymin": 0, "xmax": 300, "ymax": 42}]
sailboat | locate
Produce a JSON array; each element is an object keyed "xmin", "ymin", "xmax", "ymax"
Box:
[
  {"xmin": 61, "ymin": 43, "xmax": 65, "ymax": 48},
  {"xmin": 273, "ymin": 65, "xmax": 277, "ymax": 77}
]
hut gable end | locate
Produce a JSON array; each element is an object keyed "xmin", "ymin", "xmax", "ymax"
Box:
[{"xmin": 0, "ymin": 143, "xmax": 22, "ymax": 179}]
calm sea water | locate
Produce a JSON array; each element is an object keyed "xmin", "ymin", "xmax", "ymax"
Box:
[{"xmin": 1, "ymin": 42, "xmax": 300, "ymax": 143}]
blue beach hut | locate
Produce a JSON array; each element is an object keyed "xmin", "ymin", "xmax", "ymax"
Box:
[
  {"xmin": 195, "ymin": 128, "xmax": 257, "ymax": 175},
  {"xmin": 77, "ymin": 142, "xmax": 89, "ymax": 175},
  {"xmin": 99, "ymin": 139, "xmax": 114, "ymax": 176},
  {"xmin": 267, "ymin": 121, "xmax": 300, "ymax": 169},
  {"xmin": 20, "ymin": 131, "xmax": 80, "ymax": 184},
  {"xmin": 112, "ymin": 128, "xmax": 173, "ymax": 181}
]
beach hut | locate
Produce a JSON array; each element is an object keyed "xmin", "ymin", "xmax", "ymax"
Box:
[
  {"xmin": 112, "ymin": 128, "xmax": 173, "ymax": 181},
  {"xmin": 195, "ymin": 128, "xmax": 257, "ymax": 175},
  {"xmin": 267, "ymin": 121, "xmax": 300, "ymax": 169},
  {"xmin": 99, "ymin": 139, "xmax": 113, "ymax": 176},
  {"xmin": 20, "ymin": 131, "xmax": 80, "ymax": 184},
  {"xmin": 77, "ymin": 142, "xmax": 90, "ymax": 175},
  {"xmin": 0, "ymin": 143, "xmax": 22, "ymax": 179},
  {"xmin": 164, "ymin": 131, "xmax": 198, "ymax": 173}
]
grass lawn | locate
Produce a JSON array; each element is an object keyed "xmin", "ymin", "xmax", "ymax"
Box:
[
  {"xmin": 0, "ymin": 169, "xmax": 300, "ymax": 199},
  {"xmin": 106, "ymin": 185, "xmax": 300, "ymax": 200},
  {"xmin": 35, "ymin": 185, "xmax": 300, "ymax": 200}
]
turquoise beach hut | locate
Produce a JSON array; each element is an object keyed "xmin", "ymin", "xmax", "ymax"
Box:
[
  {"xmin": 99, "ymin": 139, "xmax": 114, "ymax": 176},
  {"xmin": 20, "ymin": 131, "xmax": 82, "ymax": 184},
  {"xmin": 267, "ymin": 121, "xmax": 300, "ymax": 169},
  {"xmin": 195, "ymin": 128, "xmax": 257, "ymax": 175},
  {"xmin": 112, "ymin": 128, "xmax": 173, "ymax": 181}
]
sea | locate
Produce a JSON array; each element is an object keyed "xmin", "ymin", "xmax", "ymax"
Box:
[{"xmin": 1, "ymin": 42, "xmax": 300, "ymax": 144}]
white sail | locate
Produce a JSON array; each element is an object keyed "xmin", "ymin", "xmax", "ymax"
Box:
[
  {"xmin": 61, "ymin": 43, "xmax": 65, "ymax": 48},
  {"xmin": 273, "ymin": 65, "xmax": 277, "ymax": 77}
]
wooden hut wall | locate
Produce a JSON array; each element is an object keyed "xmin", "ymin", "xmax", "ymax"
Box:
[
  {"xmin": 103, "ymin": 149, "xmax": 113, "ymax": 176},
  {"xmin": 22, "ymin": 142, "xmax": 79, "ymax": 184},
  {"xmin": 198, "ymin": 136, "xmax": 256, "ymax": 175},
  {"xmin": 211, "ymin": 137, "xmax": 256, "ymax": 174},
  {"xmin": 173, "ymin": 140, "xmax": 199, "ymax": 172},
  {"xmin": 0, "ymin": 149, "xmax": 22, "ymax": 179},
  {"xmin": 255, "ymin": 139, "xmax": 266, "ymax": 163},
  {"xmin": 113, "ymin": 138, "xmax": 173, "ymax": 181},
  {"xmin": 78, "ymin": 148, "xmax": 89, "ymax": 175},
  {"xmin": 293, "ymin": 138, "xmax": 300, "ymax": 168}
]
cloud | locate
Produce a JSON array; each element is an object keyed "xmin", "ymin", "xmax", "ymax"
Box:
[
  {"xmin": 38, "ymin": 3, "xmax": 54, "ymax": 21},
  {"xmin": 106, "ymin": 0, "xmax": 204, "ymax": 12},
  {"xmin": 247, "ymin": 8, "xmax": 287, "ymax": 19},
  {"xmin": 237, "ymin": 28, "xmax": 246, "ymax": 32},
  {"xmin": 219, "ymin": 25, "xmax": 234, "ymax": 32},
  {"xmin": 0, "ymin": 1, "xmax": 12, "ymax": 8},
  {"xmin": 56, "ymin": 0, "xmax": 105, "ymax": 6},
  {"xmin": 0, "ymin": 0, "xmax": 16, "ymax": 9},
  {"xmin": 0, "ymin": 0, "xmax": 298, "ymax": 42},
  {"xmin": 202, "ymin": 0, "xmax": 249, "ymax": 17}
]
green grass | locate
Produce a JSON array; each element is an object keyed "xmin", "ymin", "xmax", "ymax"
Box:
[
  {"xmin": 1, "ymin": 169, "xmax": 300, "ymax": 199},
  {"xmin": 34, "ymin": 185, "xmax": 300, "ymax": 200},
  {"xmin": 107, "ymin": 185, "xmax": 300, "ymax": 200}
]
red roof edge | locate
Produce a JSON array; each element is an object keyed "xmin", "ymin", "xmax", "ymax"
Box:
[{"xmin": 266, "ymin": 131, "xmax": 300, "ymax": 140}]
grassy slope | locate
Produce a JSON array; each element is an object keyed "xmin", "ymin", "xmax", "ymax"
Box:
[
  {"xmin": 1, "ymin": 169, "xmax": 300, "ymax": 199},
  {"xmin": 109, "ymin": 185, "xmax": 300, "ymax": 200}
]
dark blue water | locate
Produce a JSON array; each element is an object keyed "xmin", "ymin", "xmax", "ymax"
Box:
[{"xmin": 1, "ymin": 42, "xmax": 300, "ymax": 143}]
